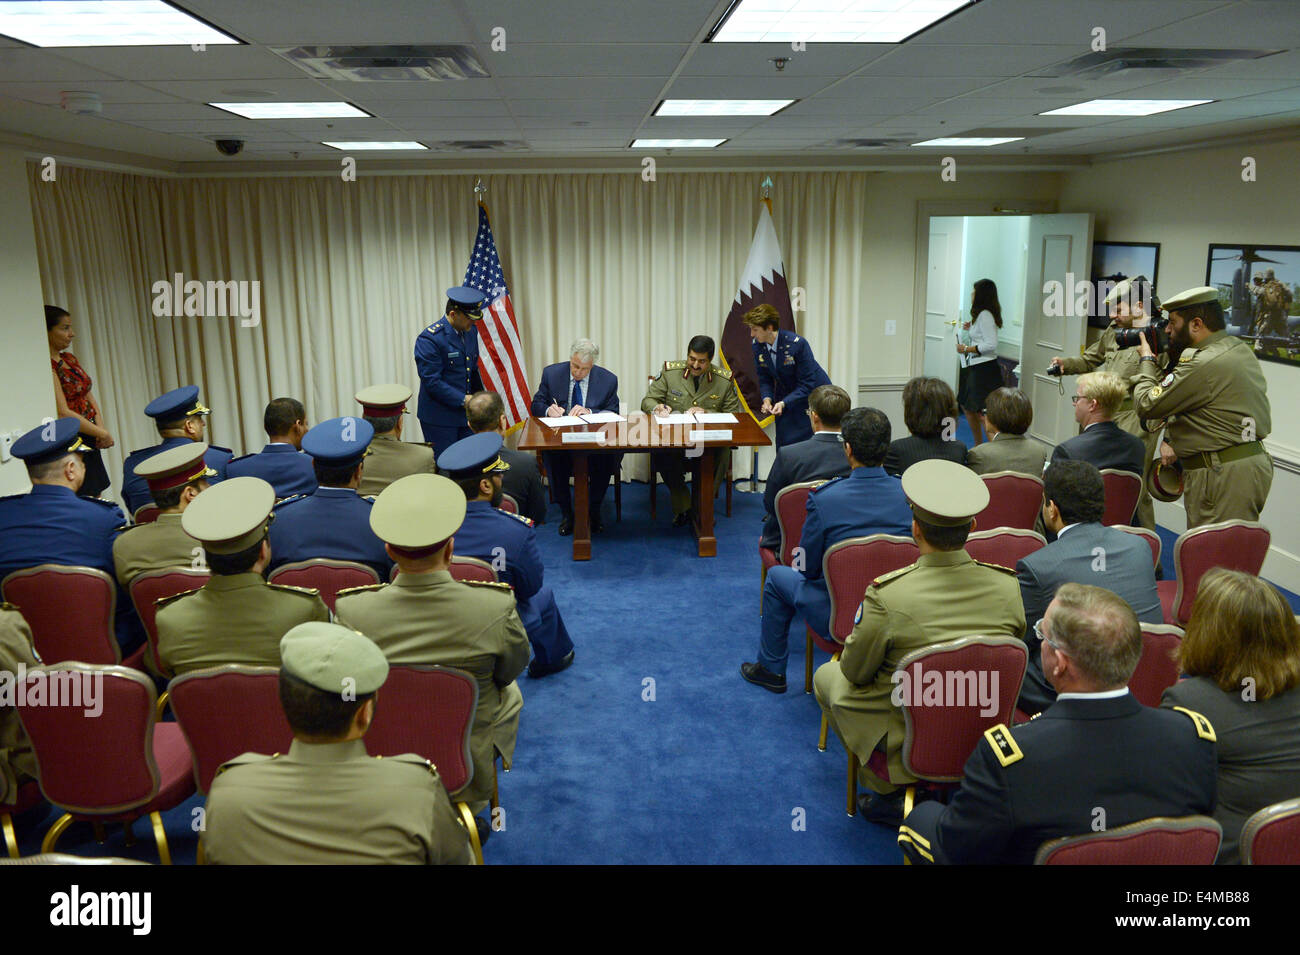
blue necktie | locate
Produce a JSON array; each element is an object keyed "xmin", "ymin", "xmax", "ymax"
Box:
[{"xmin": 570, "ymin": 379, "xmax": 583, "ymax": 410}]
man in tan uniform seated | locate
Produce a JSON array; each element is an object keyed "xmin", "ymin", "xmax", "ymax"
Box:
[
  {"xmin": 112, "ymin": 442, "xmax": 214, "ymax": 588},
  {"xmin": 0, "ymin": 605, "xmax": 39, "ymax": 809},
  {"xmin": 155, "ymin": 476, "xmax": 329, "ymax": 676},
  {"xmin": 335, "ymin": 472, "xmax": 529, "ymax": 819},
  {"xmin": 354, "ymin": 384, "xmax": 436, "ymax": 498},
  {"xmin": 814, "ymin": 459, "xmax": 1026, "ymax": 826},
  {"xmin": 202, "ymin": 621, "xmax": 472, "ymax": 864}
]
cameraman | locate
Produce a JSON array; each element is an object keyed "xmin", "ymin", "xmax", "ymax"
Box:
[
  {"xmin": 1048, "ymin": 276, "xmax": 1161, "ymax": 528},
  {"xmin": 1134, "ymin": 286, "xmax": 1273, "ymax": 529}
]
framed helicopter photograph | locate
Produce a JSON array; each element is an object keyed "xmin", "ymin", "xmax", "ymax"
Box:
[
  {"xmin": 1089, "ymin": 241, "xmax": 1160, "ymax": 328},
  {"xmin": 1205, "ymin": 244, "xmax": 1300, "ymax": 367}
]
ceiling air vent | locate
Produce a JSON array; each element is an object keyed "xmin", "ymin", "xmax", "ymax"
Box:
[
  {"xmin": 430, "ymin": 140, "xmax": 529, "ymax": 152},
  {"xmin": 827, "ymin": 137, "xmax": 912, "ymax": 149},
  {"xmin": 1032, "ymin": 47, "xmax": 1283, "ymax": 80},
  {"xmin": 271, "ymin": 45, "xmax": 490, "ymax": 82}
]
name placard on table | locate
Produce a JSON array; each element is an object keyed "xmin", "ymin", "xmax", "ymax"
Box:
[
  {"xmin": 688, "ymin": 429, "xmax": 733, "ymax": 442},
  {"xmin": 561, "ymin": 432, "xmax": 608, "ymax": 444}
]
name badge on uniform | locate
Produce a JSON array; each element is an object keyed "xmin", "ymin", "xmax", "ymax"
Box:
[
  {"xmin": 669, "ymin": 389, "xmax": 683, "ymax": 397},
  {"xmin": 448, "ymin": 351, "xmax": 460, "ymax": 357}
]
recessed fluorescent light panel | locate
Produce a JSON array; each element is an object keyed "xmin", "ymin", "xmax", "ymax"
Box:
[
  {"xmin": 210, "ymin": 102, "xmax": 370, "ymax": 119},
  {"xmin": 322, "ymin": 141, "xmax": 427, "ymax": 150},
  {"xmin": 912, "ymin": 137, "xmax": 1024, "ymax": 146},
  {"xmin": 655, "ymin": 99, "xmax": 794, "ymax": 117},
  {"xmin": 710, "ymin": 0, "xmax": 974, "ymax": 43},
  {"xmin": 1040, "ymin": 99, "xmax": 1213, "ymax": 117},
  {"xmin": 0, "ymin": 0, "xmax": 239, "ymax": 47},
  {"xmin": 631, "ymin": 138, "xmax": 727, "ymax": 148}
]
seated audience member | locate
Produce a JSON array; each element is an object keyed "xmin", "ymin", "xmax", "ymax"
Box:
[
  {"xmin": 202, "ymin": 621, "xmax": 472, "ymax": 865},
  {"xmin": 335, "ymin": 473, "xmax": 530, "ymax": 817},
  {"xmin": 113, "ymin": 442, "xmax": 215, "ymax": 587},
  {"xmin": 742, "ymin": 407, "xmax": 911, "ymax": 693},
  {"xmin": 966, "ymin": 388, "xmax": 1048, "ymax": 476},
  {"xmin": 354, "ymin": 383, "xmax": 436, "ymax": 497},
  {"xmin": 1051, "ymin": 371, "xmax": 1146, "ymax": 479},
  {"xmin": 1017, "ymin": 460, "xmax": 1163, "ymax": 715},
  {"xmin": 121, "ymin": 386, "xmax": 232, "ymax": 517},
  {"xmin": 815, "ymin": 460, "xmax": 1024, "ymax": 824},
  {"xmin": 759, "ymin": 384, "xmax": 852, "ymax": 552},
  {"xmin": 0, "ymin": 605, "xmax": 39, "ymax": 806},
  {"xmin": 439, "ymin": 433, "xmax": 575, "ymax": 677},
  {"xmin": 900, "ymin": 584, "xmax": 1217, "ymax": 865},
  {"xmin": 883, "ymin": 377, "xmax": 967, "ymax": 477},
  {"xmin": 466, "ymin": 390, "xmax": 547, "ymax": 525},
  {"xmin": 1162, "ymin": 569, "xmax": 1300, "ymax": 864},
  {"xmin": 267, "ymin": 417, "xmax": 392, "ymax": 581},
  {"xmin": 226, "ymin": 398, "xmax": 316, "ymax": 498},
  {"xmin": 155, "ymin": 477, "xmax": 328, "ymax": 676}
]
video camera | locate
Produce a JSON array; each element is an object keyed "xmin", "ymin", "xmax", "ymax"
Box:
[{"xmin": 1114, "ymin": 315, "xmax": 1170, "ymax": 353}]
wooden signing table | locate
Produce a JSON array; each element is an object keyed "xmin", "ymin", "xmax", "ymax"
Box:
[{"xmin": 518, "ymin": 411, "xmax": 771, "ymax": 560}]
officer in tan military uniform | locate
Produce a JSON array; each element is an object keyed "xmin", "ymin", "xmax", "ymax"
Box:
[
  {"xmin": 1134, "ymin": 286, "xmax": 1273, "ymax": 528},
  {"xmin": 155, "ymin": 476, "xmax": 329, "ymax": 676},
  {"xmin": 1050, "ymin": 277, "xmax": 1161, "ymax": 529},
  {"xmin": 0, "ymin": 604, "xmax": 39, "ymax": 807},
  {"xmin": 814, "ymin": 459, "xmax": 1026, "ymax": 824},
  {"xmin": 202, "ymin": 621, "xmax": 472, "ymax": 865},
  {"xmin": 112, "ymin": 442, "xmax": 215, "ymax": 587},
  {"xmin": 335, "ymin": 473, "xmax": 529, "ymax": 815},
  {"xmin": 641, "ymin": 334, "xmax": 741, "ymax": 524},
  {"xmin": 355, "ymin": 384, "xmax": 436, "ymax": 498}
]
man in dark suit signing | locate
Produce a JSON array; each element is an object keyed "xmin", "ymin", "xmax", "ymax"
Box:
[
  {"xmin": 467, "ymin": 390, "xmax": 547, "ymax": 525},
  {"xmin": 1016, "ymin": 460, "xmax": 1163, "ymax": 715},
  {"xmin": 759, "ymin": 384, "xmax": 852, "ymax": 552},
  {"xmin": 530, "ymin": 338, "xmax": 623, "ymax": 535},
  {"xmin": 1051, "ymin": 371, "xmax": 1146, "ymax": 479},
  {"xmin": 898, "ymin": 582, "xmax": 1217, "ymax": 865}
]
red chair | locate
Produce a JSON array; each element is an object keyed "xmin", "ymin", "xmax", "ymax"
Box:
[
  {"xmin": 855, "ymin": 636, "xmax": 1027, "ymax": 830},
  {"xmin": 1128, "ymin": 624, "xmax": 1184, "ymax": 707},
  {"xmin": 964, "ymin": 528, "xmax": 1046, "ymax": 570},
  {"xmin": 16, "ymin": 663, "xmax": 195, "ymax": 864},
  {"xmin": 1113, "ymin": 525, "xmax": 1161, "ymax": 570},
  {"xmin": 1035, "ymin": 816, "xmax": 1221, "ymax": 865},
  {"xmin": 1241, "ymin": 797, "xmax": 1300, "ymax": 865},
  {"xmin": 1158, "ymin": 520, "xmax": 1271, "ymax": 626},
  {"xmin": 2, "ymin": 565, "xmax": 124, "ymax": 666},
  {"xmin": 815, "ymin": 535, "xmax": 919, "ymax": 736},
  {"xmin": 448, "ymin": 556, "xmax": 499, "ymax": 584},
  {"xmin": 0, "ymin": 781, "xmax": 43, "ymax": 858},
  {"xmin": 975, "ymin": 472, "xmax": 1044, "ymax": 531},
  {"xmin": 166, "ymin": 665, "xmax": 291, "ymax": 794},
  {"xmin": 129, "ymin": 568, "xmax": 210, "ymax": 676},
  {"xmin": 365, "ymin": 665, "xmax": 484, "ymax": 864},
  {"xmin": 1099, "ymin": 469, "xmax": 1142, "ymax": 526},
  {"xmin": 759, "ymin": 480, "xmax": 824, "ymax": 600},
  {"xmin": 500, "ymin": 494, "xmax": 519, "ymax": 515},
  {"xmin": 132, "ymin": 503, "xmax": 161, "ymax": 525},
  {"xmin": 268, "ymin": 559, "xmax": 380, "ymax": 613}
]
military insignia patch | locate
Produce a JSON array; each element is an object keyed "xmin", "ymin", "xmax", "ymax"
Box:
[
  {"xmin": 854, "ymin": 603, "xmax": 863, "ymax": 625},
  {"xmin": 1160, "ymin": 373, "xmax": 1175, "ymax": 387},
  {"xmin": 1172, "ymin": 706, "xmax": 1217, "ymax": 742},
  {"xmin": 1149, "ymin": 385, "xmax": 1163, "ymax": 398},
  {"xmin": 984, "ymin": 724, "xmax": 1023, "ymax": 766}
]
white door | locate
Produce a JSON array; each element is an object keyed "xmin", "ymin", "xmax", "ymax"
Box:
[
  {"xmin": 923, "ymin": 217, "xmax": 965, "ymax": 391},
  {"xmin": 1022, "ymin": 213, "xmax": 1094, "ymax": 446}
]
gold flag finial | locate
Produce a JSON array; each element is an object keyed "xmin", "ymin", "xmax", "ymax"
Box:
[
  {"xmin": 473, "ymin": 176, "xmax": 487, "ymax": 199},
  {"xmin": 759, "ymin": 175, "xmax": 774, "ymax": 199}
]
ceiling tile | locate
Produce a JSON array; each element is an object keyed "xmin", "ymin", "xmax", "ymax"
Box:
[{"xmin": 486, "ymin": 43, "xmax": 687, "ymax": 77}]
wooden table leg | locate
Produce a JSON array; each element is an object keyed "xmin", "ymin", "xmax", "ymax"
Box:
[
  {"xmin": 695, "ymin": 448, "xmax": 717, "ymax": 557},
  {"xmin": 572, "ymin": 452, "xmax": 591, "ymax": 561}
]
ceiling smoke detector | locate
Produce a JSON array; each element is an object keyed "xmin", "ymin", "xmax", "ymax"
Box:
[{"xmin": 60, "ymin": 91, "xmax": 102, "ymax": 115}]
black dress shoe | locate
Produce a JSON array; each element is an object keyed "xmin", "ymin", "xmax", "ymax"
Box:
[
  {"xmin": 590, "ymin": 515, "xmax": 605, "ymax": 534},
  {"xmin": 528, "ymin": 649, "xmax": 575, "ymax": 678},
  {"xmin": 474, "ymin": 813, "xmax": 492, "ymax": 847},
  {"xmin": 558, "ymin": 516, "xmax": 574, "ymax": 536},
  {"xmin": 857, "ymin": 790, "xmax": 905, "ymax": 827},
  {"xmin": 740, "ymin": 662, "xmax": 787, "ymax": 694},
  {"xmin": 672, "ymin": 510, "xmax": 692, "ymax": 528}
]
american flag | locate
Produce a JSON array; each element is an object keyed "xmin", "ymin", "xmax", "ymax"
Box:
[{"xmin": 463, "ymin": 203, "xmax": 530, "ymax": 429}]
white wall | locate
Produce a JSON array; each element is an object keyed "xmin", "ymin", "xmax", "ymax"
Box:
[
  {"xmin": 1059, "ymin": 135, "xmax": 1300, "ymax": 593},
  {"xmin": 0, "ymin": 147, "xmax": 56, "ymax": 496}
]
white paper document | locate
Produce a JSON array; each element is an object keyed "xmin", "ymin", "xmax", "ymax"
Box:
[
  {"xmin": 579, "ymin": 411, "xmax": 625, "ymax": 424},
  {"xmin": 540, "ymin": 416, "xmax": 585, "ymax": 428},
  {"xmin": 652, "ymin": 413, "xmax": 696, "ymax": 425},
  {"xmin": 688, "ymin": 429, "xmax": 733, "ymax": 442},
  {"xmin": 561, "ymin": 432, "xmax": 607, "ymax": 444},
  {"xmin": 693, "ymin": 412, "xmax": 737, "ymax": 424}
]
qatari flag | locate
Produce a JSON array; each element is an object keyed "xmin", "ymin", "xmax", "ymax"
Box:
[{"xmin": 719, "ymin": 200, "xmax": 796, "ymax": 423}]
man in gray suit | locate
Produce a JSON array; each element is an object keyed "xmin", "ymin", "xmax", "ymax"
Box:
[
  {"xmin": 760, "ymin": 384, "xmax": 852, "ymax": 551},
  {"xmin": 966, "ymin": 388, "xmax": 1049, "ymax": 476},
  {"xmin": 1017, "ymin": 460, "xmax": 1162, "ymax": 715}
]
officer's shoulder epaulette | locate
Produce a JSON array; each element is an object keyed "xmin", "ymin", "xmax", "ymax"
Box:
[
  {"xmin": 273, "ymin": 493, "xmax": 309, "ymax": 509},
  {"xmin": 810, "ymin": 475, "xmax": 846, "ymax": 493},
  {"xmin": 0, "ymin": 601, "xmax": 18, "ymax": 612},
  {"xmin": 1177, "ymin": 347, "xmax": 1199, "ymax": 364},
  {"xmin": 872, "ymin": 562, "xmax": 919, "ymax": 587},
  {"xmin": 505, "ymin": 510, "xmax": 534, "ymax": 527},
  {"xmin": 335, "ymin": 583, "xmax": 386, "ymax": 598},
  {"xmin": 973, "ymin": 558, "xmax": 1019, "ymax": 576},
  {"xmin": 267, "ymin": 582, "xmax": 323, "ymax": 597},
  {"xmin": 425, "ymin": 319, "xmax": 446, "ymax": 334},
  {"xmin": 387, "ymin": 753, "xmax": 441, "ymax": 776},
  {"xmin": 208, "ymin": 445, "xmax": 233, "ymax": 455},
  {"xmin": 84, "ymin": 496, "xmax": 124, "ymax": 511},
  {"xmin": 664, "ymin": 360, "xmax": 687, "ymax": 370},
  {"xmin": 216, "ymin": 752, "xmax": 277, "ymax": 776},
  {"xmin": 462, "ymin": 579, "xmax": 514, "ymax": 593},
  {"xmin": 983, "ymin": 723, "xmax": 1024, "ymax": 767},
  {"xmin": 1171, "ymin": 705, "xmax": 1216, "ymax": 742},
  {"xmin": 155, "ymin": 587, "xmax": 202, "ymax": 609},
  {"xmin": 127, "ymin": 446, "xmax": 156, "ymax": 458},
  {"xmin": 361, "ymin": 495, "xmax": 377, "ymax": 504},
  {"xmin": 713, "ymin": 366, "xmax": 733, "ymax": 380},
  {"xmin": 228, "ymin": 451, "xmax": 256, "ymax": 463}
]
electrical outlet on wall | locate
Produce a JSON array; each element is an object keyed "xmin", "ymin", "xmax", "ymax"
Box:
[
  {"xmin": 884, "ymin": 320, "xmax": 897, "ymax": 336},
  {"xmin": 0, "ymin": 430, "xmax": 17, "ymax": 463}
]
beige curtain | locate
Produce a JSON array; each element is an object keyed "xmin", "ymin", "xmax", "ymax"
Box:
[{"xmin": 28, "ymin": 165, "xmax": 870, "ymax": 500}]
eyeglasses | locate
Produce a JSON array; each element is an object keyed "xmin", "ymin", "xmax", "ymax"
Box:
[
  {"xmin": 1070, "ymin": 395, "xmax": 1093, "ymax": 405},
  {"xmin": 1033, "ymin": 618, "xmax": 1064, "ymax": 651}
]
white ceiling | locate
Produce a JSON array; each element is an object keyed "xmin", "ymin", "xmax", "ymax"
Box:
[{"xmin": 0, "ymin": 0, "xmax": 1298, "ymax": 169}]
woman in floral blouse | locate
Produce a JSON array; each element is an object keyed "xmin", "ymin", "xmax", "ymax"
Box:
[{"xmin": 46, "ymin": 305, "xmax": 114, "ymax": 498}]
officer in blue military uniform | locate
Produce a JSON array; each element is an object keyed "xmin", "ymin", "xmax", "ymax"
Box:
[
  {"xmin": 267, "ymin": 417, "xmax": 392, "ymax": 582},
  {"xmin": 121, "ymin": 386, "xmax": 232, "ymax": 517},
  {"xmin": 0, "ymin": 418, "xmax": 142, "ymax": 653},
  {"xmin": 415, "ymin": 286, "xmax": 487, "ymax": 458},
  {"xmin": 225, "ymin": 397, "xmax": 316, "ymax": 499},
  {"xmin": 744, "ymin": 304, "xmax": 832, "ymax": 448},
  {"xmin": 439, "ymin": 433, "xmax": 575, "ymax": 677}
]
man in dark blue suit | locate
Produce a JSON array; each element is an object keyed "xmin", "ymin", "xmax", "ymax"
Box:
[
  {"xmin": 226, "ymin": 397, "xmax": 316, "ymax": 499},
  {"xmin": 530, "ymin": 338, "xmax": 623, "ymax": 535},
  {"xmin": 267, "ymin": 417, "xmax": 392, "ymax": 582},
  {"xmin": 440, "ymin": 434, "xmax": 575, "ymax": 677},
  {"xmin": 121, "ymin": 386, "xmax": 232, "ymax": 517},
  {"xmin": 1051, "ymin": 371, "xmax": 1146, "ymax": 479},
  {"xmin": 899, "ymin": 584, "xmax": 1217, "ymax": 865},
  {"xmin": 0, "ymin": 419, "xmax": 142, "ymax": 653},
  {"xmin": 1016, "ymin": 460, "xmax": 1163, "ymax": 715},
  {"xmin": 760, "ymin": 384, "xmax": 852, "ymax": 551},
  {"xmin": 741, "ymin": 407, "xmax": 913, "ymax": 692},
  {"xmin": 745, "ymin": 304, "xmax": 831, "ymax": 448},
  {"xmin": 415, "ymin": 286, "xmax": 486, "ymax": 458}
]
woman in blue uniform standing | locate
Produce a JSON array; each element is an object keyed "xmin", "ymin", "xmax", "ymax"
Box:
[
  {"xmin": 956, "ymin": 279, "xmax": 1005, "ymax": 446},
  {"xmin": 745, "ymin": 304, "xmax": 831, "ymax": 448}
]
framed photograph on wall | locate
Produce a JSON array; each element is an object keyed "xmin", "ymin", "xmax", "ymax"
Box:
[
  {"xmin": 1205, "ymin": 244, "xmax": 1300, "ymax": 366},
  {"xmin": 1089, "ymin": 241, "xmax": 1160, "ymax": 328}
]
